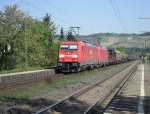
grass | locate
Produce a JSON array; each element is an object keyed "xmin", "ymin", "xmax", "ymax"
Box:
[
  {"xmin": 0, "ymin": 66, "xmax": 44, "ymax": 75},
  {"xmin": 0, "ymin": 69, "xmax": 104, "ymax": 102}
]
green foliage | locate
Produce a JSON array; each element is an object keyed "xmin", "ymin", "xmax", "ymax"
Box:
[
  {"xmin": 0, "ymin": 68, "xmax": 104, "ymax": 99},
  {"xmin": 114, "ymin": 46, "xmax": 126, "ymax": 53},
  {"xmin": 60, "ymin": 27, "xmax": 64, "ymax": 41},
  {"xmin": 0, "ymin": 5, "xmax": 58, "ymax": 71},
  {"xmin": 50, "ymin": 43, "xmax": 59, "ymax": 66},
  {"xmin": 0, "ymin": 5, "xmax": 25, "ymax": 70},
  {"xmin": 0, "ymin": 65, "xmax": 42, "ymax": 74}
]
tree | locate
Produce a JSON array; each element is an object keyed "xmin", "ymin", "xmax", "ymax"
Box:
[
  {"xmin": 115, "ymin": 46, "xmax": 126, "ymax": 53},
  {"xmin": 43, "ymin": 13, "xmax": 56, "ymax": 65},
  {"xmin": 0, "ymin": 5, "xmax": 58, "ymax": 70},
  {"xmin": 60, "ymin": 27, "xmax": 64, "ymax": 41},
  {"xmin": 43, "ymin": 13, "xmax": 56, "ymax": 46},
  {"xmin": 0, "ymin": 5, "xmax": 25, "ymax": 69}
]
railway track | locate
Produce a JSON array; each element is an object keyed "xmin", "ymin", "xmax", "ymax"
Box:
[
  {"xmin": 0, "ymin": 62, "xmax": 132, "ymax": 92},
  {"xmin": 84, "ymin": 62, "xmax": 138, "ymax": 114},
  {"xmin": 0, "ymin": 78, "xmax": 43, "ymax": 91},
  {"xmin": 34, "ymin": 61, "xmax": 139, "ymax": 114}
]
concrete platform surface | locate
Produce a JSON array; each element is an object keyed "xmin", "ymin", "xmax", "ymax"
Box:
[
  {"xmin": 0, "ymin": 69, "xmax": 54, "ymax": 83},
  {"xmin": 0, "ymin": 69, "xmax": 53, "ymax": 77},
  {"xmin": 104, "ymin": 64, "xmax": 150, "ymax": 114}
]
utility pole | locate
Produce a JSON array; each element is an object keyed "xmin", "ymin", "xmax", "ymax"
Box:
[
  {"xmin": 140, "ymin": 31, "xmax": 150, "ymax": 49},
  {"xmin": 139, "ymin": 17, "xmax": 150, "ymax": 63},
  {"xmin": 24, "ymin": 18, "xmax": 28, "ymax": 66},
  {"xmin": 139, "ymin": 17, "xmax": 150, "ymax": 48}
]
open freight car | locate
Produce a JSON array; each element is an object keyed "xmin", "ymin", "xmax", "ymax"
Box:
[{"xmin": 108, "ymin": 48, "xmax": 116, "ymax": 65}]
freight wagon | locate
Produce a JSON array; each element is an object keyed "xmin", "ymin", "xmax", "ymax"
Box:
[{"xmin": 108, "ymin": 48, "xmax": 116, "ymax": 65}]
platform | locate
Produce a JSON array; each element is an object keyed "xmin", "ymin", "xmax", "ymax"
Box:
[{"xmin": 104, "ymin": 63, "xmax": 150, "ymax": 114}]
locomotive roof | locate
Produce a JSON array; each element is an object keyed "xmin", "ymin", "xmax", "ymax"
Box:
[
  {"xmin": 60, "ymin": 41, "xmax": 106, "ymax": 48},
  {"xmin": 60, "ymin": 41, "xmax": 84, "ymax": 45},
  {"xmin": 60, "ymin": 41, "xmax": 95, "ymax": 47}
]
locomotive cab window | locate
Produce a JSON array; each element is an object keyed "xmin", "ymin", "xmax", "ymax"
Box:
[
  {"xmin": 60, "ymin": 45, "xmax": 69, "ymax": 50},
  {"xmin": 70, "ymin": 45, "xmax": 78, "ymax": 50},
  {"xmin": 60, "ymin": 44, "xmax": 77, "ymax": 50}
]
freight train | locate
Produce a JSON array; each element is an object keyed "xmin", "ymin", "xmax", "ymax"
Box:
[{"xmin": 55, "ymin": 41, "xmax": 128, "ymax": 73}]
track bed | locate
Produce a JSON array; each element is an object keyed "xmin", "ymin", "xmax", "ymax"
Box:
[{"xmin": 35, "ymin": 61, "xmax": 138, "ymax": 114}]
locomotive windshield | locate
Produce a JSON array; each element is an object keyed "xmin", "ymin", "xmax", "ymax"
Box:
[
  {"xmin": 60, "ymin": 45, "xmax": 69, "ymax": 50},
  {"xmin": 60, "ymin": 44, "xmax": 78, "ymax": 50},
  {"xmin": 70, "ymin": 45, "xmax": 77, "ymax": 50}
]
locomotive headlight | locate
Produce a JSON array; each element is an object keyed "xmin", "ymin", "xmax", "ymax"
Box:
[
  {"xmin": 59, "ymin": 54, "xmax": 64, "ymax": 58},
  {"xmin": 72, "ymin": 55, "xmax": 78, "ymax": 58}
]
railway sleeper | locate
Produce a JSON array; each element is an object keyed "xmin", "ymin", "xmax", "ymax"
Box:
[{"xmin": 52, "ymin": 99, "xmax": 89, "ymax": 114}]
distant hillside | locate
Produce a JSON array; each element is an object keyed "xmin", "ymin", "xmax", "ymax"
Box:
[
  {"xmin": 79, "ymin": 33, "xmax": 149, "ymax": 48},
  {"xmin": 55, "ymin": 32, "xmax": 150, "ymax": 48},
  {"xmin": 55, "ymin": 32, "xmax": 149, "ymax": 57}
]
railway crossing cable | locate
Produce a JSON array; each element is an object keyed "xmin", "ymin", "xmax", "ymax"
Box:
[{"xmin": 34, "ymin": 62, "xmax": 138, "ymax": 114}]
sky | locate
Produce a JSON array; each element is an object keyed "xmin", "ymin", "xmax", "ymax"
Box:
[{"xmin": 0, "ymin": 0, "xmax": 150, "ymax": 35}]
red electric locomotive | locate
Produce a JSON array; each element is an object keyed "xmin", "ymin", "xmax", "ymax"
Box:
[
  {"xmin": 97, "ymin": 45, "xmax": 108, "ymax": 67},
  {"xmin": 56, "ymin": 41, "xmax": 109, "ymax": 73}
]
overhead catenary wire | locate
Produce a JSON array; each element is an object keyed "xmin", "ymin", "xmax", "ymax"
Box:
[
  {"xmin": 21, "ymin": 0, "xmax": 89, "ymax": 34},
  {"xmin": 109, "ymin": 0, "xmax": 128, "ymax": 33},
  {"xmin": 22, "ymin": 0, "xmax": 96, "ymax": 35},
  {"xmin": 46, "ymin": 1, "xmax": 89, "ymax": 34},
  {"xmin": 21, "ymin": 0, "xmax": 75, "ymax": 27}
]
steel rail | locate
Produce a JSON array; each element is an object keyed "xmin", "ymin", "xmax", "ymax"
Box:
[
  {"xmin": 0, "ymin": 78, "xmax": 42, "ymax": 91},
  {"xmin": 83, "ymin": 63, "xmax": 138, "ymax": 114},
  {"xmin": 34, "ymin": 62, "xmax": 138, "ymax": 114}
]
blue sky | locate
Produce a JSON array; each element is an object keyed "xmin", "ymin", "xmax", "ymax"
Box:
[{"xmin": 0, "ymin": 0, "xmax": 150, "ymax": 35}]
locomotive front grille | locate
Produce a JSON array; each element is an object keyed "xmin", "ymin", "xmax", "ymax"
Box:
[{"xmin": 57, "ymin": 62, "xmax": 79, "ymax": 69}]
